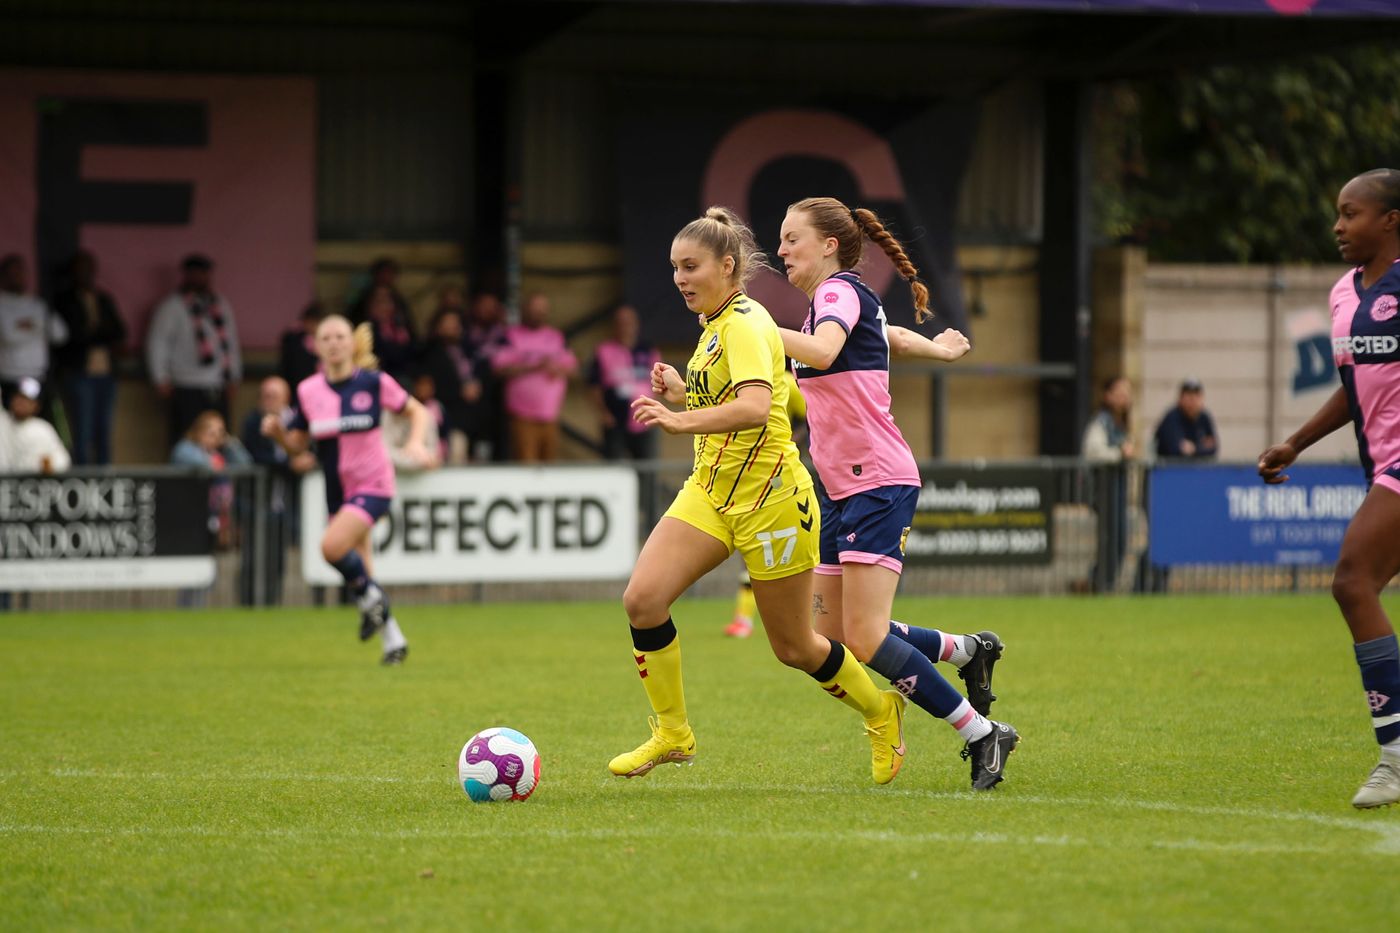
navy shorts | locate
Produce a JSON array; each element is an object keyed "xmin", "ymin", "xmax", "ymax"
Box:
[
  {"xmin": 817, "ymin": 484, "xmax": 919, "ymax": 575},
  {"xmin": 333, "ymin": 492, "xmax": 392, "ymax": 525}
]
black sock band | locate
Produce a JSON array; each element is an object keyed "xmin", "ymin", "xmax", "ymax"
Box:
[
  {"xmin": 631, "ymin": 618, "xmax": 678, "ymax": 652},
  {"xmin": 809, "ymin": 639, "xmax": 845, "ymax": 682}
]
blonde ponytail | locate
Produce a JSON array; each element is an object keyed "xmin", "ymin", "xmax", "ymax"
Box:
[{"xmin": 351, "ymin": 321, "xmax": 379, "ymax": 371}]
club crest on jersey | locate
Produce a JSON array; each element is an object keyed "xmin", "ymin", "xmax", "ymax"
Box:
[
  {"xmin": 1373, "ymin": 294, "xmax": 1399, "ymax": 323},
  {"xmin": 351, "ymin": 390, "xmax": 373, "ymax": 411},
  {"xmin": 705, "ymin": 333, "xmax": 719, "ymax": 353}
]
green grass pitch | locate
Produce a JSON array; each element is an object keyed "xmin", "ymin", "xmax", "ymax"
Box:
[{"xmin": 4, "ymin": 594, "xmax": 1398, "ymax": 930}]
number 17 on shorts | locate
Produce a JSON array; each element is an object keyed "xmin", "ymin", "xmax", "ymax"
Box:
[{"xmin": 736, "ymin": 490, "xmax": 819, "ymax": 581}]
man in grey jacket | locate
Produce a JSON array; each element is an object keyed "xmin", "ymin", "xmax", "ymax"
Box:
[{"xmin": 146, "ymin": 254, "xmax": 241, "ymax": 447}]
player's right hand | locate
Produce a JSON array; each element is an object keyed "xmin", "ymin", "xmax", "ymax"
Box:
[
  {"xmin": 651, "ymin": 362, "xmax": 684, "ymax": 402},
  {"xmin": 1258, "ymin": 442, "xmax": 1297, "ymax": 484}
]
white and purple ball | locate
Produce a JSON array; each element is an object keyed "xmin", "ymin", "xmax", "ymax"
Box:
[{"xmin": 458, "ymin": 727, "xmax": 540, "ymax": 802}]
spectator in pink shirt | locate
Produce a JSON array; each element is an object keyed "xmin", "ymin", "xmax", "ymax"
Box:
[
  {"xmin": 493, "ymin": 292, "xmax": 576, "ymax": 462},
  {"xmin": 588, "ymin": 303, "xmax": 660, "ymax": 460}
]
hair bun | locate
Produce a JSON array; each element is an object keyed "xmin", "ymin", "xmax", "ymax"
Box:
[{"xmin": 705, "ymin": 206, "xmax": 734, "ymax": 226}]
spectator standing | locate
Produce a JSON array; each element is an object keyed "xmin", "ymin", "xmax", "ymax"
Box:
[
  {"xmin": 240, "ymin": 376, "xmax": 315, "ymax": 606},
  {"xmin": 464, "ymin": 291, "xmax": 509, "ymax": 461},
  {"xmin": 1154, "ymin": 378, "xmax": 1219, "ymax": 460},
  {"xmin": 493, "ymin": 292, "xmax": 577, "ymax": 463},
  {"xmin": 589, "ymin": 303, "xmax": 660, "ymax": 460},
  {"xmin": 0, "ymin": 254, "xmax": 69, "ymax": 398},
  {"xmin": 0, "ymin": 377, "xmax": 71, "ymax": 474},
  {"xmin": 146, "ymin": 254, "xmax": 241, "ymax": 448},
  {"xmin": 1082, "ymin": 376, "xmax": 1135, "ymax": 594},
  {"xmin": 51, "ymin": 250, "xmax": 126, "ymax": 465},
  {"xmin": 362, "ymin": 285, "xmax": 418, "ymax": 384},
  {"xmin": 422, "ymin": 306, "xmax": 479, "ymax": 463},
  {"xmin": 279, "ymin": 302, "xmax": 324, "ymax": 389},
  {"xmin": 348, "ymin": 257, "xmax": 412, "ymax": 327}
]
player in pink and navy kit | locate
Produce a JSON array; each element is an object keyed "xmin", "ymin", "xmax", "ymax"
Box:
[
  {"xmin": 776, "ymin": 196, "xmax": 1018, "ymax": 790},
  {"xmin": 264, "ymin": 315, "xmax": 437, "ymax": 665},
  {"xmin": 1260, "ymin": 169, "xmax": 1400, "ymax": 807}
]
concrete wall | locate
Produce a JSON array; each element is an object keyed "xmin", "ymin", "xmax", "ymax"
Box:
[{"xmin": 1140, "ymin": 263, "xmax": 1356, "ymax": 465}]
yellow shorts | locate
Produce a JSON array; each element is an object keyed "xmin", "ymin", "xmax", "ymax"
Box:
[{"xmin": 663, "ymin": 480, "xmax": 820, "ymax": 581}]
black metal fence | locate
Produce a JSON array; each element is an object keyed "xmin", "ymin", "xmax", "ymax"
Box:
[{"xmin": 0, "ymin": 459, "xmax": 1348, "ymax": 613}]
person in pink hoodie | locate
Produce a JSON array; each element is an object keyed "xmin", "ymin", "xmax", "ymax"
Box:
[{"xmin": 492, "ymin": 291, "xmax": 577, "ymax": 462}]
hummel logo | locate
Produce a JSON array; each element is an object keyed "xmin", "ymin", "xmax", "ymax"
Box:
[
  {"xmin": 892, "ymin": 621, "xmax": 909, "ymax": 635},
  {"xmin": 800, "ymin": 516, "xmax": 814, "ymax": 532},
  {"xmin": 893, "ymin": 676, "xmax": 918, "ymax": 698},
  {"xmin": 845, "ymin": 532, "xmax": 856, "ymax": 543},
  {"xmin": 1368, "ymin": 690, "xmax": 1392, "ymax": 712},
  {"xmin": 796, "ymin": 497, "xmax": 810, "ymax": 515}
]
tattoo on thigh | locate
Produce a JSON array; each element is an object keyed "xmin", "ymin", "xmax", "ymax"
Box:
[{"xmin": 812, "ymin": 593, "xmax": 829, "ymax": 615}]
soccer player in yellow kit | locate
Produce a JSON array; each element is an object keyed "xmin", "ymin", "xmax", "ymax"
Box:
[
  {"xmin": 609, "ymin": 206, "xmax": 906, "ymax": 783},
  {"xmin": 725, "ymin": 370, "xmax": 805, "ymax": 638}
]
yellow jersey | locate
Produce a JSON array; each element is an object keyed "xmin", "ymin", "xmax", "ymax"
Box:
[{"xmin": 685, "ymin": 291, "xmax": 810, "ymax": 514}]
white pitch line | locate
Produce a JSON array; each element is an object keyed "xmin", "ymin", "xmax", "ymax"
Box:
[
  {"xmin": 0, "ymin": 821, "xmax": 1358, "ymax": 857},
  {"xmin": 5, "ymin": 770, "xmax": 1398, "ymax": 855}
]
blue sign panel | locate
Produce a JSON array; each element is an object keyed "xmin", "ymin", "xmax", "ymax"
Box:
[{"xmin": 1148, "ymin": 464, "xmax": 1368, "ymax": 566}]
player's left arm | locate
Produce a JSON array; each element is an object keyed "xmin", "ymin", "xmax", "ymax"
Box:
[
  {"xmin": 381, "ymin": 372, "xmax": 437, "ymax": 468},
  {"xmin": 888, "ymin": 325, "xmax": 970, "ymax": 362}
]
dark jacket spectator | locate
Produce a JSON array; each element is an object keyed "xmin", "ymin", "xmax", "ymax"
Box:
[
  {"xmin": 51, "ymin": 250, "xmax": 126, "ymax": 465},
  {"xmin": 421, "ymin": 307, "xmax": 482, "ymax": 462},
  {"xmin": 361, "ymin": 285, "xmax": 418, "ymax": 384},
  {"xmin": 1154, "ymin": 379, "xmax": 1219, "ymax": 461},
  {"xmin": 279, "ymin": 302, "xmax": 324, "ymax": 390}
]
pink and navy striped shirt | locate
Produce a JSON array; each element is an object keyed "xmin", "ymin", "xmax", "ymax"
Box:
[
  {"xmin": 1331, "ymin": 260, "xmax": 1400, "ymax": 494},
  {"xmin": 290, "ymin": 368, "xmax": 408, "ymax": 505},
  {"xmin": 793, "ymin": 271, "xmax": 919, "ymax": 500}
]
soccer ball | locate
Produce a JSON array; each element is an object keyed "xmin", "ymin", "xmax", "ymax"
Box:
[{"xmin": 458, "ymin": 727, "xmax": 540, "ymax": 802}]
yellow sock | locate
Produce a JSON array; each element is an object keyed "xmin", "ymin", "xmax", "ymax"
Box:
[
  {"xmin": 816, "ymin": 645, "xmax": 884, "ymax": 720},
  {"xmin": 734, "ymin": 584, "xmax": 756, "ymax": 622},
  {"xmin": 633, "ymin": 637, "xmax": 688, "ymax": 735}
]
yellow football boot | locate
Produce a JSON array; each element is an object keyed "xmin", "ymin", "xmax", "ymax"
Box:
[
  {"xmin": 607, "ymin": 716, "xmax": 697, "ymax": 778},
  {"xmin": 865, "ymin": 690, "xmax": 907, "ymax": 785}
]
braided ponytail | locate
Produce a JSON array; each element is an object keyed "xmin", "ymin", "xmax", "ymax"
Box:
[
  {"xmin": 788, "ymin": 197, "xmax": 932, "ymax": 323},
  {"xmin": 851, "ymin": 208, "xmax": 932, "ymax": 324}
]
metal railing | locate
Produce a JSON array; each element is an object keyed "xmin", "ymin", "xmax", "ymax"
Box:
[{"xmin": 0, "ymin": 458, "xmax": 1354, "ymax": 612}]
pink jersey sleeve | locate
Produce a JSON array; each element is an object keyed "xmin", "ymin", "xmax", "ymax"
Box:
[
  {"xmin": 811, "ymin": 278, "xmax": 861, "ymax": 333},
  {"xmin": 379, "ymin": 372, "xmax": 409, "ymax": 413}
]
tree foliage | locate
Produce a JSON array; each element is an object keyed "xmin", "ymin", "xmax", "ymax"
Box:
[{"xmin": 1097, "ymin": 46, "xmax": 1400, "ymax": 263}]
